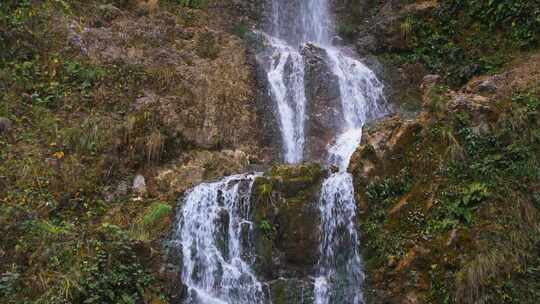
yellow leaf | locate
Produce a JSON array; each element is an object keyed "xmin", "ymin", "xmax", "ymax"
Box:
[{"xmin": 53, "ymin": 151, "xmax": 64, "ymax": 159}]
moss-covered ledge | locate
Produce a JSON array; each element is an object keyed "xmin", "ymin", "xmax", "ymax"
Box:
[{"xmin": 251, "ymin": 163, "xmax": 325, "ymax": 303}]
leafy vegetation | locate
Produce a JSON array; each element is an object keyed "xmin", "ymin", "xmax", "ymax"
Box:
[
  {"xmin": 0, "ymin": 1, "xmax": 196, "ymax": 303},
  {"xmin": 404, "ymin": 0, "xmax": 540, "ymax": 85},
  {"xmin": 358, "ymin": 88, "xmax": 540, "ymax": 303}
]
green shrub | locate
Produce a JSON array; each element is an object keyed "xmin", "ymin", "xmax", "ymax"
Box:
[
  {"xmin": 73, "ymin": 224, "xmax": 157, "ymax": 304},
  {"xmin": 259, "ymin": 219, "xmax": 275, "ymax": 238},
  {"xmin": 143, "ymin": 202, "xmax": 173, "ymax": 228}
]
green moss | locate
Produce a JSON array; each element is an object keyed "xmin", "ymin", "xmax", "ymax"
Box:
[{"xmin": 251, "ymin": 164, "xmax": 324, "ymax": 278}]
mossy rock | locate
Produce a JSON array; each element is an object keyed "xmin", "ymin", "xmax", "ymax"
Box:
[{"xmin": 251, "ymin": 163, "xmax": 325, "ymax": 280}]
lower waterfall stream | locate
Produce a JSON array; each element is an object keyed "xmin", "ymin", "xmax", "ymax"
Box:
[
  {"xmin": 173, "ymin": 174, "xmax": 269, "ymax": 303},
  {"xmin": 313, "ymin": 48, "xmax": 385, "ymax": 304}
]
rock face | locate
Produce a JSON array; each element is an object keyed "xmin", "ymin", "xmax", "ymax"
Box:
[
  {"xmin": 74, "ymin": 8, "xmax": 276, "ymax": 162},
  {"xmin": 346, "ymin": 1, "xmax": 438, "ymax": 55},
  {"xmin": 155, "ymin": 149, "xmax": 252, "ymax": 199},
  {"xmin": 250, "ymin": 164, "xmax": 325, "ymax": 303},
  {"xmin": 253, "ymin": 47, "xmax": 284, "ymax": 162},
  {"xmin": 350, "ymin": 117, "xmax": 423, "ymax": 183},
  {"xmin": 302, "ymin": 44, "xmax": 343, "ymax": 163}
]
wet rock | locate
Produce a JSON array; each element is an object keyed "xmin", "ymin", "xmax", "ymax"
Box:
[
  {"xmin": 133, "ymin": 174, "xmax": 147, "ymax": 195},
  {"xmin": 301, "ymin": 44, "xmax": 343, "ymax": 163},
  {"xmin": 155, "ymin": 150, "xmax": 252, "ymax": 199},
  {"xmin": 362, "ymin": 54, "xmax": 385, "ymax": 79},
  {"xmin": 165, "ymin": 242, "xmax": 187, "ymax": 304},
  {"xmin": 252, "ymin": 164, "xmax": 324, "ymax": 281},
  {"xmin": 332, "ymin": 35, "xmax": 345, "ymax": 46},
  {"xmin": 214, "ymin": 208, "xmax": 230, "ymax": 259},
  {"xmin": 253, "ymin": 48, "xmax": 283, "ymax": 162}
]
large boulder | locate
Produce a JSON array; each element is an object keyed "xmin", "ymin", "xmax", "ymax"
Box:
[
  {"xmin": 251, "ymin": 164, "xmax": 325, "ymax": 286},
  {"xmin": 302, "ymin": 44, "xmax": 344, "ymax": 163},
  {"xmin": 350, "ymin": 117, "xmax": 423, "ymax": 179}
]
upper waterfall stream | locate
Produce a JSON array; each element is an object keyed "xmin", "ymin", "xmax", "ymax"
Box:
[{"xmin": 174, "ymin": 0, "xmax": 386, "ymax": 302}]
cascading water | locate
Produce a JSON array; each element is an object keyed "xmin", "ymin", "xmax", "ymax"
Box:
[
  {"xmin": 173, "ymin": 174, "xmax": 269, "ymax": 304},
  {"xmin": 264, "ymin": 0, "xmax": 387, "ymax": 303},
  {"xmin": 173, "ymin": 0, "xmax": 386, "ymax": 302},
  {"xmin": 266, "ymin": 36, "xmax": 307, "ymax": 164},
  {"xmin": 313, "ymin": 53, "xmax": 385, "ymax": 304}
]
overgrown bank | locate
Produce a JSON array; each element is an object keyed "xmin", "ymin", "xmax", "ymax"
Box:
[
  {"xmin": 0, "ymin": 0, "xmax": 268, "ymax": 303},
  {"xmin": 350, "ymin": 54, "xmax": 540, "ymax": 303}
]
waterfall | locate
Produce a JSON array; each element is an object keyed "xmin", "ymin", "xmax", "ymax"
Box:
[
  {"xmin": 264, "ymin": 0, "xmax": 387, "ymax": 303},
  {"xmin": 173, "ymin": 174, "xmax": 269, "ymax": 304},
  {"xmin": 173, "ymin": 0, "xmax": 387, "ymax": 302}
]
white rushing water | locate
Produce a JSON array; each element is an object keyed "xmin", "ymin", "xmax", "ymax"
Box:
[
  {"xmin": 266, "ymin": 0, "xmax": 387, "ymax": 303},
  {"xmin": 266, "ymin": 36, "xmax": 307, "ymax": 164},
  {"xmin": 313, "ymin": 55, "xmax": 385, "ymax": 303},
  {"xmin": 174, "ymin": 174, "xmax": 269, "ymax": 304}
]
